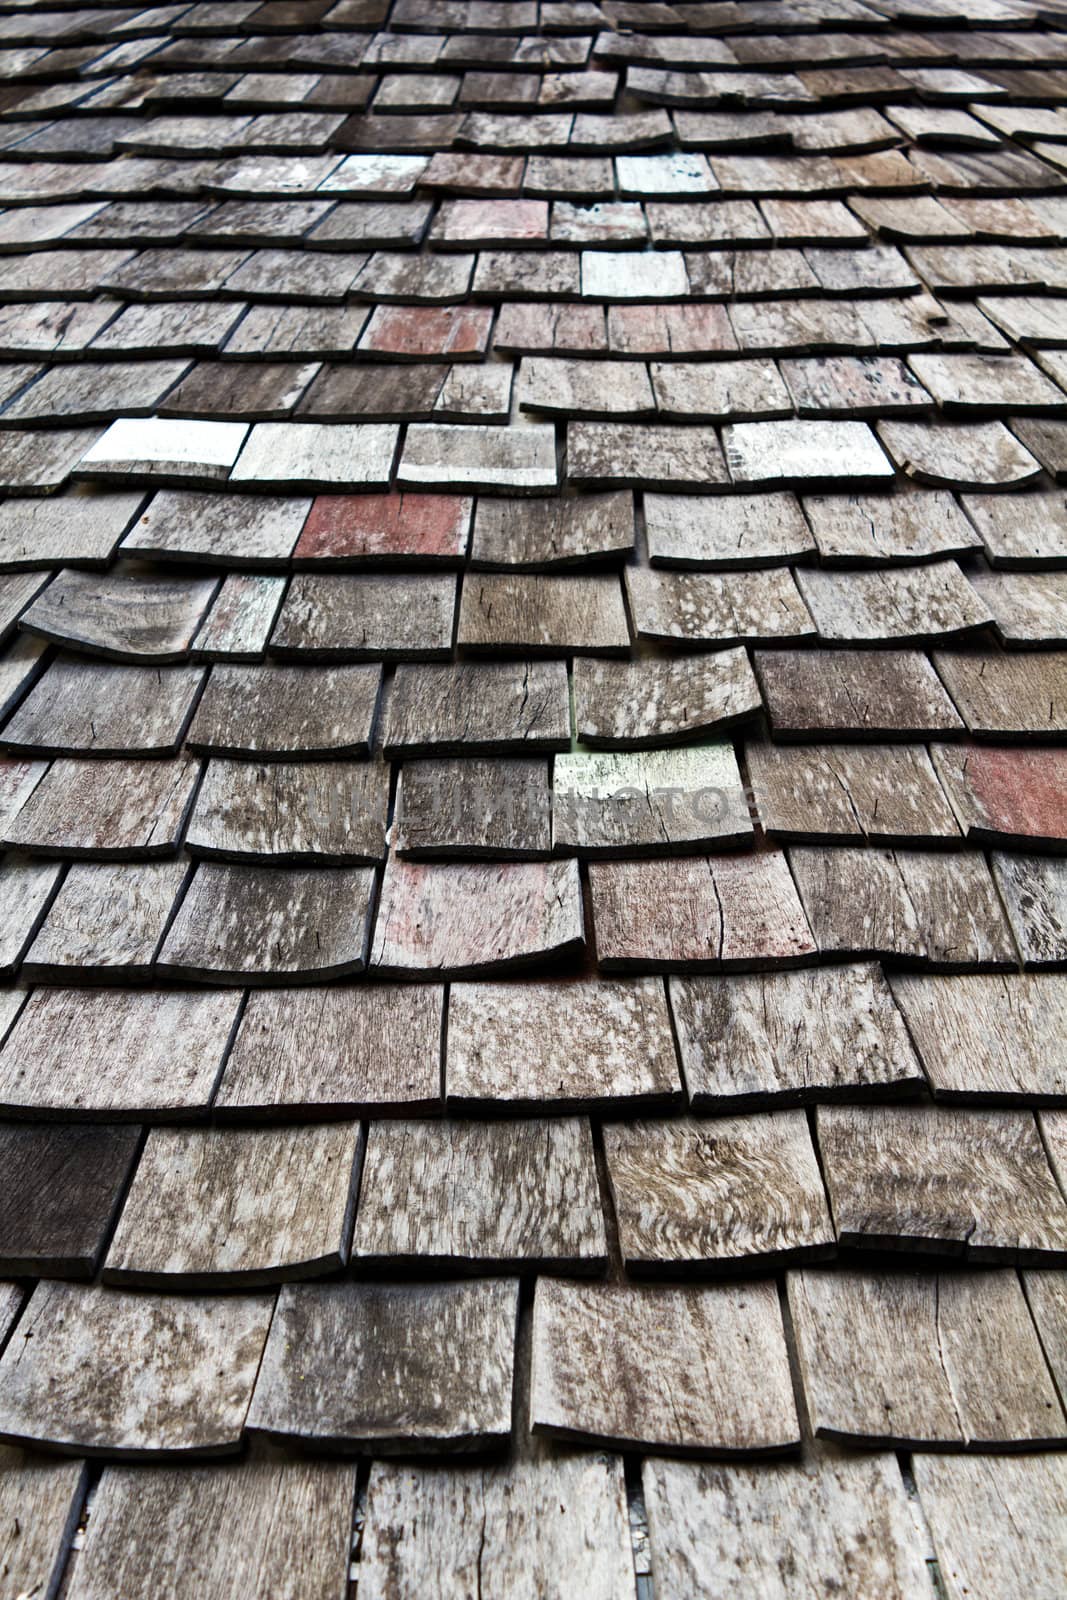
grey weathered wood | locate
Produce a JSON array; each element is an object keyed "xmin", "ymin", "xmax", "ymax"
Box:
[
  {"xmin": 876, "ymin": 419, "xmax": 1042, "ymax": 490},
  {"xmin": 914, "ymin": 1453, "xmax": 1067, "ymax": 1600},
  {"xmin": 21, "ymin": 859, "xmax": 189, "ymax": 982},
  {"xmin": 805, "ymin": 489, "xmax": 982, "ymax": 566},
  {"xmin": 933, "ymin": 649, "xmax": 1067, "ymax": 740},
  {"xmin": 0, "ymin": 635, "xmax": 48, "ymax": 724},
  {"xmin": 0, "ymin": 1124, "xmax": 141, "ymax": 1279},
  {"xmin": 458, "ymin": 573, "xmax": 630, "ymax": 655},
  {"xmin": 66, "ymin": 1455, "xmax": 357, "ymax": 1600},
  {"xmin": 604, "ymin": 1111, "xmax": 834, "ymax": 1273},
  {"xmin": 790, "ymin": 846, "xmax": 1015, "ymax": 969},
  {"xmin": 0, "ymin": 571, "xmax": 53, "ymax": 647},
  {"xmin": 121, "ymin": 488, "xmax": 309, "ymax": 566},
  {"xmin": 0, "ymin": 655, "xmax": 206, "ymax": 757},
  {"xmin": 383, "ymin": 660, "xmax": 570, "ymax": 755},
  {"xmin": 0, "ymin": 490, "xmax": 144, "ymax": 570},
  {"xmin": 644, "ymin": 491, "xmax": 814, "ymax": 570},
  {"xmin": 360, "ymin": 1449, "xmax": 633, "ymax": 1600},
  {"xmin": 644, "ymin": 1448, "xmax": 929, "ymax": 1600},
  {"xmin": 991, "ymin": 852, "xmax": 1067, "ymax": 968},
  {"xmin": 961, "ymin": 490, "xmax": 1067, "ymax": 570},
  {"xmin": 756, "ymin": 648, "xmax": 964, "ymax": 741},
  {"xmin": 104, "ymin": 1122, "xmax": 362, "ymax": 1288},
  {"xmin": 651, "ymin": 360, "xmax": 794, "ymax": 425},
  {"xmin": 573, "ymin": 649, "xmax": 762, "ymax": 749},
  {"xmin": 216, "ymin": 983, "xmax": 444, "ymax": 1119},
  {"xmin": 671, "ymin": 964, "xmax": 924, "ymax": 1110},
  {"xmin": 891, "ymin": 973, "xmax": 1067, "ymax": 1104},
  {"xmin": 270, "ymin": 572, "xmax": 456, "ymax": 661},
  {"xmin": 398, "ymin": 422, "xmax": 557, "ymax": 494},
  {"xmin": 530, "ymin": 1278, "xmax": 799, "ymax": 1457},
  {"xmin": 187, "ymin": 759, "xmax": 389, "ymax": 864},
  {"xmin": 748, "ymin": 741, "xmax": 961, "ymax": 844},
  {"xmin": 158, "ymin": 862, "xmax": 376, "ymax": 983},
  {"xmin": 470, "ymin": 490, "xmax": 635, "ymax": 570},
  {"xmin": 0, "ymin": 1281, "xmax": 274, "ymax": 1459},
  {"xmin": 782, "ymin": 354, "xmax": 932, "ymax": 418},
  {"xmin": 394, "ymin": 757, "xmax": 551, "ymax": 859},
  {"xmin": 788, "ymin": 1267, "xmax": 1067, "ymax": 1448},
  {"xmin": 446, "ymin": 977, "xmax": 682, "ymax": 1113},
  {"xmin": 1022, "ymin": 1267, "xmax": 1067, "ymax": 1402},
  {"xmin": 0, "ymin": 859, "xmax": 62, "ymax": 977},
  {"xmin": 0, "ymin": 760, "xmax": 43, "ymax": 838},
  {"xmin": 626, "ymin": 566, "xmax": 814, "ymax": 647},
  {"xmin": 186, "ymin": 661, "xmax": 382, "ymax": 759},
  {"xmin": 351, "ymin": 1118, "xmax": 606, "ymax": 1272},
  {"xmin": 908, "ymin": 351, "xmax": 1065, "ymax": 413},
  {"xmin": 518, "ymin": 357, "xmax": 655, "ymax": 418},
  {"xmin": 796, "ymin": 562, "xmax": 993, "ymax": 645},
  {"xmin": 0, "ymin": 987, "xmax": 242, "ymax": 1120},
  {"xmin": 2, "ymin": 757, "xmax": 199, "ymax": 859},
  {"xmin": 723, "ymin": 420, "xmax": 895, "ymax": 490},
  {"xmin": 192, "ymin": 573, "xmax": 288, "ymax": 661},
  {"xmin": 553, "ymin": 743, "xmax": 753, "ymax": 856},
  {"xmin": 817, "ymin": 1103, "xmax": 1067, "ymax": 1259},
  {"xmin": 19, "ymin": 568, "xmax": 220, "ymax": 663},
  {"xmin": 370, "ymin": 857, "xmax": 584, "ymax": 977},
  {"xmin": 247, "ymin": 1278, "xmax": 519, "ymax": 1454},
  {"xmin": 931, "ymin": 743, "xmax": 1067, "ymax": 851},
  {"xmin": 230, "ymin": 421, "xmax": 399, "ymax": 491},
  {"xmin": 966, "ymin": 568, "xmax": 1067, "ymax": 648},
  {"xmin": 0, "ymin": 1447, "xmax": 86, "ymax": 1600},
  {"xmin": 0, "ymin": 428, "xmax": 99, "ymax": 497},
  {"xmin": 589, "ymin": 852, "xmax": 817, "ymax": 973}
]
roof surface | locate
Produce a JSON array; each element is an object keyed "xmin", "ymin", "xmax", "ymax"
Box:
[{"xmin": 0, "ymin": 0, "xmax": 1064, "ymax": 1595}]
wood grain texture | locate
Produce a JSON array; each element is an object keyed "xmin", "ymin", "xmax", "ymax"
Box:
[
  {"xmin": 0, "ymin": 1447, "xmax": 86, "ymax": 1600},
  {"xmin": 891, "ymin": 973, "xmax": 1067, "ymax": 1103},
  {"xmin": 247, "ymin": 1278, "xmax": 519, "ymax": 1454},
  {"xmin": 968, "ymin": 568, "xmax": 1067, "ymax": 647},
  {"xmin": 1, "ymin": 757, "xmax": 198, "ymax": 860},
  {"xmin": 0, "ymin": 1281, "xmax": 274, "ymax": 1459},
  {"xmin": 804, "ymin": 488, "xmax": 982, "ymax": 564},
  {"xmin": 216, "ymin": 983, "xmax": 443, "ymax": 1118},
  {"xmin": 0, "ymin": 858, "xmax": 61, "ymax": 977},
  {"xmin": 0, "ymin": 987, "xmax": 241, "ymax": 1120},
  {"xmin": 670, "ymin": 964, "xmax": 923, "ymax": 1109},
  {"xmin": 470, "ymin": 490, "xmax": 634, "ymax": 570},
  {"xmin": 573, "ymin": 648, "xmax": 762, "ymax": 748},
  {"xmin": 604, "ymin": 1111, "xmax": 834, "ymax": 1272},
  {"xmin": 931, "ymin": 743, "xmax": 1067, "ymax": 850},
  {"xmin": 187, "ymin": 758, "xmax": 389, "ymax": 863},
  {"xmin": 933, "ymin": 649, "xmax": 1067, "ymax": 739},
  {"xmin": 186, "ymin": 661, "xmax": 382, "ymax": 759},
  {"xmin": 383, "ymin": 660, "xmax": 570, "ymax": 755},
  {"xmin": 788, "ymin": 1267, "xmax": 1067, "ymax": 1448},
  {"xmin": 0, "ymin": 1123, "xmax": 141, "ymax": 1279},
  {"xmin": 66, "ymin": 1455, "xmax": 357, "ymax": 1600},
  {"xmin": 446, "ymin": 976, "xmax": 682, "ymax": 1112},
  {"xmin": 553, "ymin": 743, "xmax": 753, "ymax": 856},
  {"xmin": 644, "ymin": 1448, "xmax": 928, "ymax": 1600},
  {"xmin": 122, "ymin": 488, "xmax": 309, "ymax": 566},
  {"xmin": 1022, "ymin": 1268, "xmax": 1067, "ymax": 1401},
  {"xmin": 626, "ymin": 565, "xmax": 814, "ymax": 647},
  {"xmin": 394, "ymin": 756, "xmax": 551, "ymax": 859},
  {"xmin": 351, "ymin": 1117, "xmax": 606, "ymax": 1272},
  {"xmin": 369, "ymin": 857, "xmax": 584, "ymax": 977},
  {"xmin": 817, "ymin": 1104, "xmax": 1067, "ymax": 1259},
  {"xmin": 0, "ymin": 635, "xmax": 48, "ymax": 724},
  {"xmin": 644, "ymin": 490, "xmax": 814, "ymax": 569},
  {"xmin": 0, "ymin": 655, "xmax": 206, "ymax": 757},
  {"xmin": 530, "ymin": 1277, "xmax": 800, "ymax": 1457},
  {"xmin": 105, "ymin": 1122, "xmax": 362, "ymax": 1288},
  {"xmin": 21, "ymin": 859, "xmax": 190, "ymax": 981},
  {"xmin": 748, "ymin": 741, "xmax": 960, "ymax": 844},
  {"xmin": 795, "ymin": 561, "xmax": 992, "ymax": 645},
  {"xmin": 755, "ymin": 648, "xmax": 964, "ymax": 741},
  {"xmin": 269, "ymin": 572, "xmax": 456, "ymax": 661},
  {"xmin": 589, "ymin": 851, "xmax": 816, "ymax": 972},
  {"xmin": 914, "ymin": 1452, "xmax": 1067, "ymax": 1600},
  {"xmin": 191, "ymin": 573, "xmax": 287, "ymax": 662},
  {"xmin": 992, "ymin": 851, "xmax": 1067, "ymax": 968},
  {"xmin": 19, "ymin": 568, "xmax": 220, "ymax": 663},
  {"xmin": 457, "ymin": 573, "xmax": 630, "ymax": 654},
  {"xmin": 157, "ymin": 862, "xmax": 376, "ymax": 983},
  {"xmin": 360, "ymin": 1450, "xmax": 633, "ymax": 1600},
  {"xmin": 790, "ymin": 846, "xmax": 1015, "ymax": 969}
]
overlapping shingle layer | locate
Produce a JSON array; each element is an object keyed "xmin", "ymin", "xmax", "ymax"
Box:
[{"xmin": 0, "ymin": 0, "xmax": 1065, "ymax": 1594}]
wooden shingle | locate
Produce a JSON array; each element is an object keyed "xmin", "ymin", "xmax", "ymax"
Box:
[
  {"xmin": 21, "ymin": 859, "xmax": 189, "ymax": 982},
  {"xmin": 269, "ymin": 573, "xmax": 457, "ymax": 660},
  {"xmin": 394, "ymin": 756, "xmax": 551, "ymax": 858},
  {"xmin": 914, "ymin": 1454, "xmax": 1067, "ymax": 1600},
  {"xmin": 553, "ymin": 743, "xmax": 753, "ymax": 855},
  {"xmin": 470, "ymin": 490, "xmax": 634, "ymax": 569},
  {"xmin": 0, "ymin": 1124, "xmax": 141, "ymax": 1279},
  {"xmin": 804, "ymin": 489, "xmax": 982, "ymax": 566},
  {"xmin": 187, "ymin": 759, "xmax": 389, "ymax": 863},
  {"xmin": 626, "ymin": 567, "xmax": 815, "ymax": 647},
  {"xmin": 383, "ymin": 660, "xmax": 570, "ymax": 755},
  {"xmin": 2, "ymin": 758, "xmax": 199, "ymax": 859},
  {"xmin": 0, "ymin": 656, "xmax": 206, "ymax": 757},
  {"xmin": 755, "ymin": 648, "xmax": 964, "ymax": 741},
  {"xmin": 891, "ymin": 973, "xmax": 1067, "ymax": 1105},
  {"xmin": 748, "ymin": 741, "xmax": 961, "ymax": 844},
  {"xmin": 573, "ymin": 649, "xmax": 762, "ymax": 748},
  {"xmin": 186, "ymin": 661, "xmax": 382, "ymax": 759},
  {"xmin": 992, "ymin": 852, "xmax": 1067, "ymax": 968},
  {"xmin": 0, "ymin": 859, "xmax": 62, "ymax": 977},
  {"xmin": 457, "ymin": 573, "xmax": 630, "ymax": 654},
  {"xmin": 19, "ymin": 568, "xmax": 220, "ymax": 663},
  {"xmin": 933, "ymin": 649, "xmax": 1067, "ymax": 740}
]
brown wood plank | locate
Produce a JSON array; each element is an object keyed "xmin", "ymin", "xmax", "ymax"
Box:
[
  {"xmin": 817, "ymin": 1104, "xmax": 1067, "ymax": 1260},
  {"xmin": 604, "ymin": 1111, "xmax": 834, "ymax": 1273},
  {"xmin": 890, "ymin": 973, "xmax": 1067, "ymax": 1104},
  {"xmin": 671, "ymin": 964, "xmax": 923, "ymax": 1110},
  {"xmin": 186, "ymin": 661, "xmax": 382, "ymax": 759},
  {"xmin": 790, "ymin": 846, "xmax": 1016, "ymax": 969},
  {"xmin": 0, "ymin": 656, "xmax": 206, "ymax": 758},
  {"xmin": 369, "ymin": 857, "xmax": 584, "ymax": 977},
  {"xmin": 457, "ymin": 573, "xmax": 630, "ymax": 654},
  {"xmin": 121, "ymin": 488, "xmax": 309, "ymax": 566},
  {"xmin": 394, "ymin": 756, "xmax": 552, "ymax": 858},
  {"xmin": 992, "ymin": 851, "xmax": 1067, "ymax": 968},
  {"xmin": 2, "ymin": 757, "xmax": 199, "ymax": 860},
  {"xmin": 247, "ymin": 1278, "xmax": 519, "ymax": 1455},
  {"xmin": 0, "ymin": 1123, "xmax": 141, "ymax": 1279},
  {"xmin": 933, "ymin": 649, "xmax": 1067, "ymax": 740},
  {"xmin": 66, "ymin": 1455, "xmax": 357, "ymax": 1600},
  {"xmin": 216, "ymin": 983, "xmax": 443, "ymax": 1119},
  {"xmin": 269, "ymin": 572, "xmax": 456, "ymax": 660},
  {"xmin": 748, "ymin": 740, "xmax": 961, "ymax": 844},
  {"xmin": 351, "ymin": 1117, "xmax": 606, "ymax": 1272},
  {"xmin": 755, "ymin": 648, "xmax": 964, "ymax": 741},
  {"xmin": 644, "ymin": 1448, "xmax": 928, "ymax": 1600},
  {"xmin": 470, "ymin": 489, "xmax": 635, "ymax": 569},
  {"xmin": 446, "ymin": 976, "xmax": 683, "ymax": 1113},
  {"xmin": 0, "ymin": 987, "xmax": 242, "ymax": 1121},
  {"xmin": 788, "ymin": 1267, "xmax": 1067, "ymax": 1449},
  {"xmin": 157, "ymin": 862, "xmax": 376, "ymax": 983},
  {"xmin": 0, "ymin": 1281, "xmax": 274, "ymax": 1459},
  {"xmin": 383, "ymin": 660, "xmax": 570, "ymax": 756},
  {"xmin": 572, "ymin": 648, "xmax": 762, "ymax": 749},
  {"xmin": 21, "ymin": 859, "xmax": 190, "ymax": 982},
  {"xmin": 186, "ymin": 758, "xmax": 389, "ymax": 864},
  {"xmin": 530, "ymin": 1278, "xmax": 800, "ymax": 1457},
  {"xmin": 914, "ymin": 1453, "xmax": 1067, "ymax": 1600},
  {"xmin": 589, "ymin": 851, "xmax": 817, "ymax": 973},
  {"xmin": 104, "ymin": 1122, "xmax": 362, "ymax": 1288}
]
